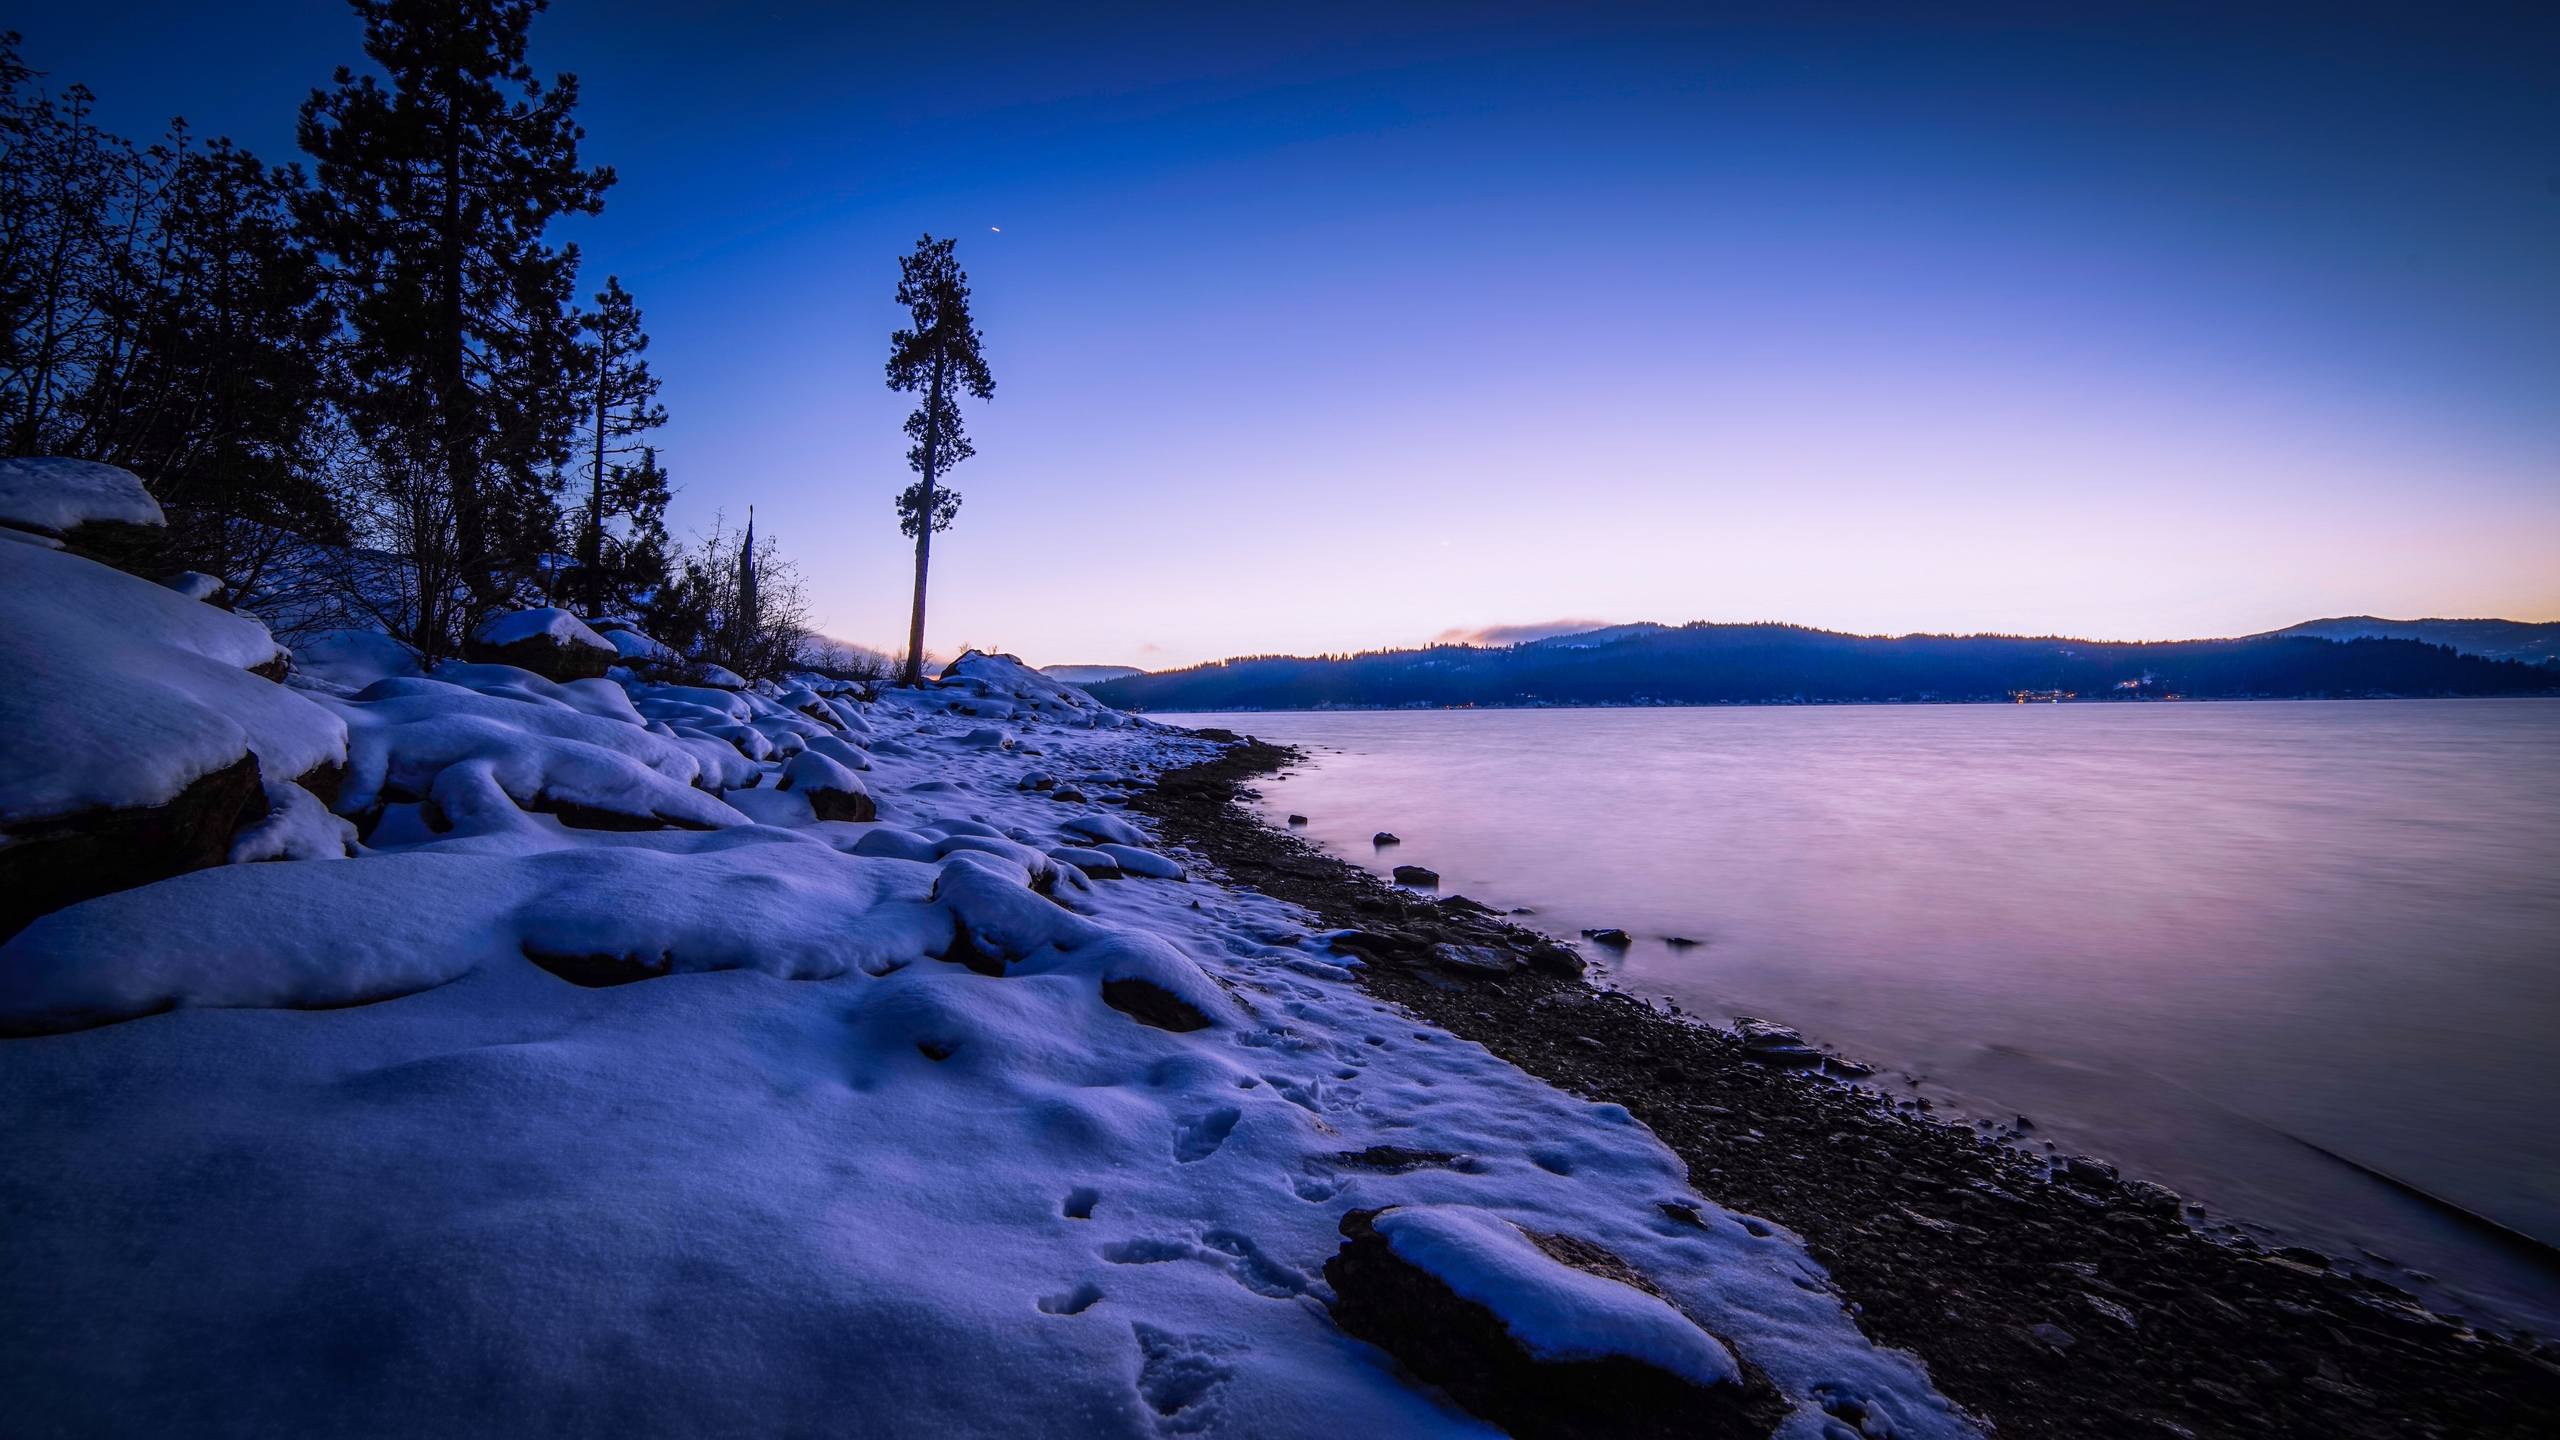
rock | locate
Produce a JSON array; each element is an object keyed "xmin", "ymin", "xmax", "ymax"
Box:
[
  {"xmin": 1373, "ymin": 831, "xmax": 1400, "ymax": 846},
  {"xmin": 1046, "ymin": 845, "xmax": 1124, "ymax": 879},
  {"xmin": 1048, "ymin": 787, "xmax": 1088, "ymax": 803},
  {"xmin": 1663, "ymin": 935, "xmax": 1702, "ymax": 949},
  {"xmin": 2121, "ymin": 1179, "xmax": 2183, "ymax": 1217},
  {"xmin": 463, "ymin": 608, "xmax": 616, "ymax": 681},
  {"xmin": 0, "ymin": 753, "xmax": 267, "ymax": 942},
  {"xmin": 1189, "ymin": 727, "xmax": 1241, "ymax": 743},
  {"xmin": 1431, "ymin": 944, "xmax": 1520, "ymax": 976},
  {"xmin": 1093, "ymin": 842, "xmax": 1184, "ymax": 880},
  {"xmin": 1581, "ymin": 927, "xmax": 1632, "ymax": 947},
  {"xmin": 1323, "ymin": 1207, "xmax": 1778, "ymax": 1440},
  {"xmin": 2026, "ymin": 1321, "xmax": 2077, "ymax": 1353},
  {"xmin": 2059, "ymin": 1154, "xmax": 2118, "ymax": 1187},
  {"xmin": 1061, "ymin": 813, "xmax": 1146, "ymax": 847},
  {"xmin": 775, "ymin": 750, "xmax": 876, "ymax": 822},
  {"xmin": 0, "ymin": 457, "xmax": 166, "ymax": 537},
  {"xmin": 1100, "ymin": 976, "xmax": 1211, "ymax": 1031},
  {"xmin": 1735, "ymin": 1017, "xmax": 1824, "ymax": 1066},
  {"xmin": 1391, "ymin": 863, "xmax": 1440, "ymax": 887},
  {"xmin": 1286, "ymin": 813, "xmax": 1308, "ymax": 825}
]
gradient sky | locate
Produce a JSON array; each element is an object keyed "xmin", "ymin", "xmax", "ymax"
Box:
[{"xmin": 29, "ymin": 1, "xmax": 2560, "ymax": 667}]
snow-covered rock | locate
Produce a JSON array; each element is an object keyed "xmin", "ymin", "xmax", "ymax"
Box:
[
  {"xmin": 0, "ymin": 457, "xmax": 165, "ymax": 537},
  {"xmin": 0, "ymin": 540, "xmax": 345, "ymax": 937},
  {"xmin": 1325, "ymin": 1204, "xmax": 1766, "ymax": 1437},
  {"xmin": 776, "ymin": 749, "xmax": 875, "ymax": 822},
  {"xmin": 0, "ymin": 541, "xmax": 337, "ymax": 827},
  {"xmin": 464, "ymin": 607, "xmax": 618, "ymax": 682},
  {"xmin": 600, "ymin": 625, "xmax": 682, "ymax": 670}
]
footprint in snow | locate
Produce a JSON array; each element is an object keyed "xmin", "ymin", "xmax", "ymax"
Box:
[
  {"xmin": 1039, "ymin": 1281, "xmax": 1104, "ymax": 1316},
  {"xmin": 1131, "ymin": 1322, "xmax": 1240, "ymax": 1435},
  {"xmin": 1172, "ymin": 1106, "xmax": 1240, "ymax": 1163}
]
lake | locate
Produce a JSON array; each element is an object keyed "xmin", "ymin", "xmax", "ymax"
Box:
[{"xmin": 1166, "ymin": 700, "xmax": 2560, "ymax": 1334}]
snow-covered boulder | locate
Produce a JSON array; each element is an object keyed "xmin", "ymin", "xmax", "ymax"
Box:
[
  {"xmin": 0, "ymin": 457, "xmax": 165, "ymax": 538},
  {"xmin": 463, "ymin": 607, "xmax": 617, "ymax": 681},
  {"xmin": 1324, "ymin": 1205, "xmax": 1771, "ymax": 1437},
  {"xmin": 939, "ymin": 649, "xmax": 1109, "ymax": 719},
  {"xmin": 1060, "ymin": 812, "xmax": 1147, "ymax": 848},
  {"xmin": 599, "ymin": 625, "xmax": 682, "ymax": 672},
  {"xmin": 0, "ymin": 540, "xmax": 346, "ymax": 937},
  {"xmin": 694, "ymin": 663, "xmax": 747, "ymax": 690},
  {"xmin": 776, "ymin": 750, "xmax": 875, "ymax": 821},
  {"xmin": 1092, "ymin": 842, "xmax": 1184, "ymax": 881}
]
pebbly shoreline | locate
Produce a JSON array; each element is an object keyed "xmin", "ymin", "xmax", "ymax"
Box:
[{"xmin": 1133, "ymin": 738, "xmax": 2560, "ymax": 1440}]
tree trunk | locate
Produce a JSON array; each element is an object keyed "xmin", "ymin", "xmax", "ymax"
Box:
[
  {"xmin": 437, "ymin": 66, "xmax": 477, "ymax": 655},
  {"xmin": 585, "ymin": 338, "xmax": 607, "ymax": 612},
  {"xmin": 901, "ymin": 353, "xmax": 946, "ymax": 686}
]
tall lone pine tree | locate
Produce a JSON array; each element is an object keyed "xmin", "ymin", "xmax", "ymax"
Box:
[
  {"xmin": 297, "ymin": 0, "xmax": 612, "ymax": 655},
  {"xmin": 884, "ymin": 234, "xmax": 992, "ymax": 686}
]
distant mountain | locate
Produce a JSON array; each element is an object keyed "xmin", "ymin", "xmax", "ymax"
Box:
[
  {"xmin": 1086, "ymin": 621, "xmax": 2560, "ymax": 711},
  {"xmin": 2263, "ymin": 617, "xmax": 2560, "ymax": 667},
  {"xmin": 1040, "ymin": 663, "xmax": 1147, "ymax": 686}
]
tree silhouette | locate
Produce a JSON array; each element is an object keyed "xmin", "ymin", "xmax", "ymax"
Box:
[
  {"xmin": 883, "ymin": 233, "xmax": 992, "ymax": 686},
  {"xmin": 574, "ymin": 274, "xmax": 665, "ymax": 611},
  {"xmin": 296, "ymin": 0, "xmax": 612, "ymax": 655}
]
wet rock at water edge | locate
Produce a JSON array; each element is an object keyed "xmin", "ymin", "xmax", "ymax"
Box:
[
  {"xmin": 1734, "ymin": 1017, "xmax": 1824, "ymax": 1066},
  {"xmin": 1373, "ymin": 831, "xmax": 1400, "ymax": 846},
  {"xmin": 1392, "ymin": 863, "xmax": 1440, "ymax": 887},
  {"xmin": 2120, "ymin": 1179, "xmax": 2183, "ymax": 1217},
  {"xmin": 1431, "ymin": 944, "xmax": 1519, "ymax": 977},
  {"xmin": 1663, "ymin": 934, "xmax": 1703, "ymax": 949},
  {"xmin": 1287, "ymin": 813, "xmax": 1308, "ymax": 825},
  {"xmin": 2058, "ymin": 1154, "xmax": 2118, "ymax": 1187},
  {"xmin": 1581, "ymin": 927, "xmax": 1633, "ymax": 948}
]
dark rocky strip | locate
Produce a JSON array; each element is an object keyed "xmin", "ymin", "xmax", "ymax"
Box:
[{"xmin": 1132, "ymin": 739, "xmax": 2560, "ymax": 1440}]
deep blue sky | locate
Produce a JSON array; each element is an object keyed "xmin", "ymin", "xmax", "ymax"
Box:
[{"xmin": 26, "ymin": 1, "xmax": 2560, "ymax": 665}]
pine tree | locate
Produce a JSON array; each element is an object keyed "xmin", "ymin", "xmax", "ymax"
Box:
[
  {"xmin": 574, "ymin": 273, "xmax": 664, "ymax": 611},
  {"xmin": 884, "ymin": 233, "xmax": 992, "ymax": 686},
  {"xmin": 75, "ymin": 137, "xmax": 338, "ymax": 542},
  {"xmin": 296, "ymin": 0, "xmax": 612, "ymax": 656}
]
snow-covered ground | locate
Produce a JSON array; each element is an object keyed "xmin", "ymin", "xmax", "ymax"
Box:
[{"xmin": 0, "ymin": 465, "xmax": 1967, "ymax": 1437}]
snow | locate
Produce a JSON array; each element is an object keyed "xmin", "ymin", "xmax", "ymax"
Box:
[
  {"xmin": 0, "ymin": 539, "xmax": 343, "ymax": 824},
  {"xmin": 472, "ymin": 605, "xmax": 615, "ymax": 654},
  {"xmin": 0, "ymin": 588, "xmax": 1969, "ymax": 1437},
  {"xmin": 227, "ymin": 777, "xmax": 358, "ymax": 864},
  {"xmin": 600, "ymin": 624, "xmax": 681, "ymax": 666},
  {"xmin": 162, "ymin": 570, "xmax": 225, "ymax": 602},
  {"xmin": 0, "ymin": 456, "xmax": 166, "ymax": 535},
  {"xmin": 287, "ymin": 628, "xmax": 423, "ymax": 694},
  {"xmin": 1372, "ymin": 1204, "xmax": 1739, "ymax": 1386}
]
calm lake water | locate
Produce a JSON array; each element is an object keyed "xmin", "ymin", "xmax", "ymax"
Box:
[{"xmin": 1169, "ymin": 700, "xmax": 2560, "ymax": 1333}]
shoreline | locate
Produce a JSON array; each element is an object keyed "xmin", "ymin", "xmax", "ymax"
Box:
[{"xmin": 1134, "ymin": 738, "xmax": 2560, "ymax": 1439}]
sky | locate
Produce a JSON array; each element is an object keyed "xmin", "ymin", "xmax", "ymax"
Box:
[{"xmin": 25, "ymin": 1, "xmax": 2560, "ymax": 668}]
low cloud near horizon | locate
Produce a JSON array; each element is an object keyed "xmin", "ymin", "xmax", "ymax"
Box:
[{"xmin": 1431, "ymin": 619, "xmax": 1615, "ymax": 647}]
